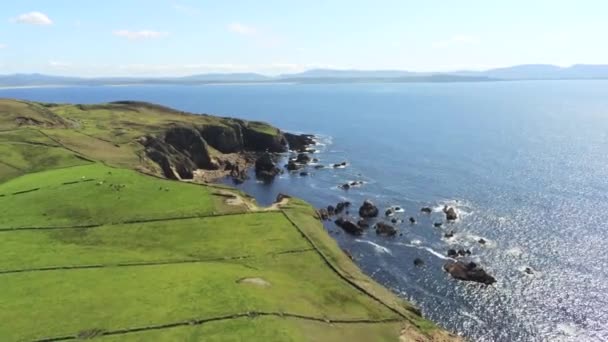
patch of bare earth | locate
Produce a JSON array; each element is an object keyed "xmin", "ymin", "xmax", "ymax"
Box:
[{"xmin": 237, "ymin": 277, "xmax": 271, "ymax": 287}]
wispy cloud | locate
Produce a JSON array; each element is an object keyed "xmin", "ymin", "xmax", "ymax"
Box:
[
  {"xmin": 432, "ymin": 35, "xmax": 479, "ymax": 48},
  {"xmin": 0, "ymin": 44, "xmax": 7, "ymax": 49},
  {"xmin": 113, "ymin": 30, "xmax": 168, "ymax": 40},
  {"xmin": 11, "ymin": 11, "xmax": 53, "ymax": 25},
  {"xmin": 228, "ymin": 22, "xmax": 257, "ymax": 36}
]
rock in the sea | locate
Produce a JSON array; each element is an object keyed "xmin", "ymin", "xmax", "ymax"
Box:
[
  {"xmin": 295, "ymin": 153, "xmax": 311, "ymax": 164},
  {"xmin": 444, "ymin": 231, "xmax": 455, "ymax": 238},
  {"xmin": 333, "ymin": 162, "xmax": 347, "ymax": 168},
  {"xmin": 524, "ymin": 267, "xmax": 534, "ymax": 275},
  {"xmin": 314, "ymin": 165, "xmax": 325, "ymax": 169},
  {"xmin": 447, "ymin": 249, "xmax": 458, "ymax": 258},
  {"xmin": 335, "ymin": 217, "xmax": 363, "ymax": 235},
  {"xmin": 335, "ymin": 201, "xmax": 350, "ymax": 214},
  {"xmin": 375, "ymin": 222, "xmax": 397, "ymax": 236},
  {"xmin": 443, "ymin": 206, "xmax": 458, "ymax": 221},
  {"xmin": 299, "ymin": 171, "xmax": 309, "ymax": 177},
  {"xmin": 390, "ymin": 218, "xmax": 398, "ymax": 224},
  {"xmin": 356, "ymin": 219, "xmax": 369, "ymax": 229},
  {"xmin": 444, "ymin": 261, "xmax": 496, "ymax": 285},
  {"xmin": 385, "ymin": 208, "xmax": 395, "ymax": 217},
  {"xmin": 421, "ymin": 207, "xmax": 432, "ymax": 214},
  {"xmin": 359, "ymin": 200, "xmax": 379, "ymax": 218},
  {"xmin": 285, "ymin": 160, "xmax": 302, "ymax": 171},
  {"xmin": 413, "ymin": 258, "xmax": 425, "ymax": 267},
  {"xmin": 409, "ymin": 217, "xmax": 416, "ymax": 224},
  {"xmin": 327, "ymin": 205, "xmax": 336, "ymax": 216},
  {"xmin": 433, "ymin": 222, "xmax": 443, "ymax": 228},
  {"xmin": 284, "ymin": 133, "xmax": 315, "ymax": 152},
  {"xmin": 458, "ymin": 249, "xmax": 471, "ymax": 257},
  {"xmin": 478, "ymin": 238, "xmax": 486, "ymax": 245},
  {"xmin": 254, "ymin": 153, "xmax": 280, "ymax": 180},
  {"xmin": 339, "ymin": 183, "xmax": 351, "ymax": 190}
]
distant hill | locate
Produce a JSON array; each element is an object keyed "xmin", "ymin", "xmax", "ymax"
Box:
[
  {"xmin": 2, "ymin": 64, "xmax": 608, "ymax": 87},
  {"xmin": 457, "ymin": 64, "xmax": 608, "ymax": 80}
]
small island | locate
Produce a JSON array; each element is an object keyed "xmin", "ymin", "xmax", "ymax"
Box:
[{"xmin": 0, "ymin": 99, "xmax": 460, "ymax": 341}]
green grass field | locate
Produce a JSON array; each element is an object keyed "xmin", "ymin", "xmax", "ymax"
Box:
[{"xmin": 0, "ymin": 99, "xmax": 456, "ymax": 341}]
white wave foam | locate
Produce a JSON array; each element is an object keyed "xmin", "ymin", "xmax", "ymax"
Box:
[
  {"xmin": 395, "ymin": 242, "xmax": 454, "ymax": 260},
  {"xmin": 506, "ymin": 247, "xmax": 524, "ymax": 258},
  {"xmin": 355, "ymin": 239, "xmax": 392, "ymax": 255}
]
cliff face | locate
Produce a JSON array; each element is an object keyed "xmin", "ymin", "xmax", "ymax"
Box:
[{"xmin": 142, "ymin": 120, "xmax": 289, "ymax": 180}]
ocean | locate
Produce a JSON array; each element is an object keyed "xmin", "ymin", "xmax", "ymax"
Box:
[{"xmin": 2, "ymin": 81, "xmax": 608, "ymax": 341}]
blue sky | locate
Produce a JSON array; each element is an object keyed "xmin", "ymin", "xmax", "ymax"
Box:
[{"xmin": 1, "ymin": 0, "xmax": 607, "ymax": 76}]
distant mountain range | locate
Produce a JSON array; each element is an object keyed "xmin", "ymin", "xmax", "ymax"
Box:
[{"xmin": 2, "ymin": 64, "xmax": 608, "ymax": 87}]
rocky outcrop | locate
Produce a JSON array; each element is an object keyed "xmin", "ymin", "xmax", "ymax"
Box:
[
  {"xmin": 335, "ymin": 217, "xmax": 363, "ymax": 235},
  {"xmin": 142, "ymin": 118, "xmax": 300, "ymax": 180},
  {"xmin": 239, "ymin": 121, "xmax": 287, "ymax": 152},
  {"xmin": 198, "ymin": 124, "xmax": 244, "ymax": 153},
  {"xmin": 142, "ymin": 126, "xmax": 215, "ymax": 180},
  {"xmin": 295, "ymin": 153, "xmax": 311, "ymax": 164},
  {"xmin": 255, "ymin": 153, "xmax": 280, "ymax": 181},
  {"xmin": 359, "ymin": 200, "xmax": 379, "ymax": 218},
  {"xmin": 285, "ymin": 133, "xmax": 315, "ymax": 152},
  {"xmin": 164, "ymin": 126, "xmax": 218, "ymax": 170},
  {"xmin": 444, "ymin": 206, "xmax": 458, "ymax": 221},
  {"xmin": 444, "ymin": 261, "xmax": 496, "ymax": 285},
  {"xmin": 375, "ymin": 222, "xmax": 397, "ymax": 236}
]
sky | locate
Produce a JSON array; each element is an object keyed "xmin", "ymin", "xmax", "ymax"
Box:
[{"xmin": 1, "ymin": 0, "xmax": 607, "ymax": 76}]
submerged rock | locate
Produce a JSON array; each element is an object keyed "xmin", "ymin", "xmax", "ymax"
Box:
[
  {"xmin": 375, "ymin": 222, "xmax": 397, "ymax": 236},
  {"xmin": 333, "ymin": 162, "xmax": 347, "ymax": 168},
  {"xmin": 359, "ymin": 200, "xmax": 379, "ymax": 218},
  {"xmin": 335, "ymin": 217, "xmax": 363, "ymax": 235},
  {"xmin": 478, "ymin": 238, "xmax": 486, "ymax": 245},
  {"xmin": 413, "ymin": 258, "xmax": 425, "ymax": 267},
  {"xmin": 409, "ymin": 217, "xmax": 416, "ymax": 224},
  {"xmin": 433, "ymin": 222, "xmax": 443, "ymax": 228},
  {"xmin": 444, "ymin": 261, "xmax": 496, "ymax": 285},
  {"xmin": 444, "ymin": 231, "xmax": 455, "ymax": 239},
  {"xmin": 421, "ymin": 207, "xmax": 432, "ymax": 214}
]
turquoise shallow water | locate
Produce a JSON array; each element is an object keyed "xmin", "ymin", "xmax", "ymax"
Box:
[{"xmin": 3, "ymin": 80, "xmax": 608, "ymax": 341}]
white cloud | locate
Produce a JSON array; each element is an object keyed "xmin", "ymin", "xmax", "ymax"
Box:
[
  {"xmin": 11, "ymin": 11, "xmax": 53, "ymax": 25},
  {"xmin": 0, "ymin": 44, "xmax": 6, "ymax": 49},
  {"xmin": 432, "ymin": 35, "xmax": 479, "ymax": 48},
  {"xmin": 113, "ymin": 30, "xmax": 168, "ymax": 40},
  {"xmin": 228, "ymin": 22, "xmax": 257, "ymax": 36}
]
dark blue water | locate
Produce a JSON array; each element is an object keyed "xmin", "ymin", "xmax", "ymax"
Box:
[{"xmin": 3, "ymin": 81, "xmax": 608, "ymax": 341}]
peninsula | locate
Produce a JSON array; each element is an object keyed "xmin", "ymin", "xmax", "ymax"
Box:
[{"xmin": 0, "ymin": 99, "xmax": 460, "ymax": 341}]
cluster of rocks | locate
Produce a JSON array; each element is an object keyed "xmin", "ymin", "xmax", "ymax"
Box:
[{"xmin": 443, "ymin": 261, "xmax": 496, "ymax": 285}]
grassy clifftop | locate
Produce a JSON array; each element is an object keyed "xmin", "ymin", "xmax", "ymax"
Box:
[{"xmin": 0, "ymin": 99, "xmax": 460, "ymax": 341}]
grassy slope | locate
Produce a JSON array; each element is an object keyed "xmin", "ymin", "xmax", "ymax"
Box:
[{"xmin": 0, "ymin": 99, "xmax": 457, "ymax": 341}]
